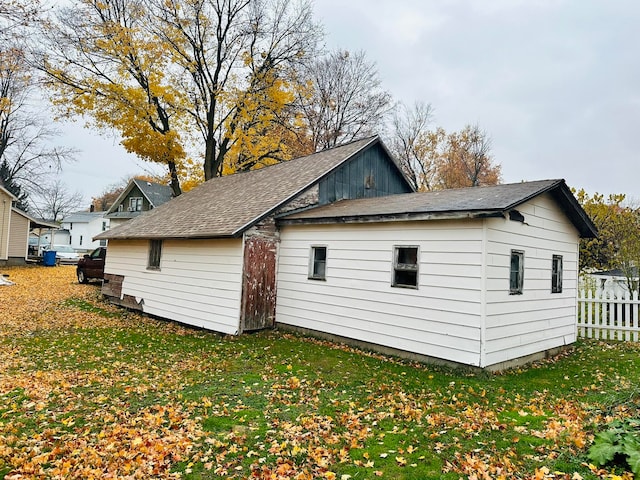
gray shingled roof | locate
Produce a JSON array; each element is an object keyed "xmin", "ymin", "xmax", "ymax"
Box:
[
  {"xmin": 97, "ymin": 136, "xmax": 379, "ymax": 240},
  {"xmin": 62, "ymin": 211, "xmax": 106, "ymax": 223},
  {"xmin": 279, "ymin": 179, "xmax": 597, "ymax": 238},
  {"xmin": 133, "ymin": 179, "xmax": 173, "ymax": 207}
]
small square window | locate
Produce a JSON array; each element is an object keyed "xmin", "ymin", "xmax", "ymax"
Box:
[
  {"xmin": 510, "ymin": 250, "xmax": 524, "ymax": 294},
  {"xmin": 148, "ymin": 239, "xmax": 162, "ymax": 270},
  {"xmin": 552, "ymin": 255, "xmax": 563, "ymax": 293},
  {"xmin": 392, "ymin": 246, "xmax": 419, "ymax": 288},
  {"xmin": 308, "ymin": 246, "xmax": 327, "ymax": 280}
]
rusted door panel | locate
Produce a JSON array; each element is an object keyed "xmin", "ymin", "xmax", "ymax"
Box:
[{"xmin": 240, "ymin": 236, "xmax": 277, "ymax": 331}]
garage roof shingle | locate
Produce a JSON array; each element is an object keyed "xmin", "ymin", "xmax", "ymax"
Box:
[{"xmin": 97, "ymin": 136, "xmax": 378, "ymax": 240}]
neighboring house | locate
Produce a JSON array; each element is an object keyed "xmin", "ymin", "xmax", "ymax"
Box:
[
  {"xmin": 0, "ymin": 186, "xmax": 12, "ymax": 262},
  {"xmin": 96, "ymin": 136, "xmax": 597, "ymax": 370},
  {"xmin": 60, "ymin": 212, "xmax": 110, "ymax": 252},
  {"xmin": 1, "ymin": 185, "xmax": 58, "ymax": 265},
  {"xmin": 587, "ymin": 267, "xmax": 639, "ymax": 295},
  {"xmin": 104, "ymin": 179, "xmax": 173, "ymax": 229},
  {"xmin": 38, "ymin": 228, "xmax": 70, "ymax": 248}
]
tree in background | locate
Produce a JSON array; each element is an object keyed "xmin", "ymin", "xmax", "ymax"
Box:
[
  {"xmin": 152, "ymin": 0, "xmax": 320, "ymax": 179},
  {"xmin": 436, "ymin": 124, "xmax": 501, "ymax": 189},
  {"xmin": 293, "ymin": 49, "xmax": 392, "ymax": 153},
  {"xmin": 37, "ymin": 0, "xmax": 320, "ymax": 195},
  {"xmin": 91, "ymin": 184, "xmax": 126, "ymax": 213},
  {"xmin": 389, "ymin": 102, "xmax": 501, "ymax": 191},
  {"xmin": 576, "ymin": 190, "xmax": 640, "ymax": 294},
  {"xmin": 389, "ymin": 101, "xmax": 439, "ymax": 191},
  {"xmin": 37, "ymin": 0, "xmax": 185, "ymax": 196},
  {"xmin": 29, "ymin": 179, "xmax": 84, "ymax": 221},
  {"xmin": 1, "ymin": 6, "xmax": 75, "ymax": 208},
  {"xmin": 0, "ymin": 158, "xmax": 29, "ymax": 210},
  {"xmin": 0, "ymin": 0, "xmax": 40, "ymax": 39}
]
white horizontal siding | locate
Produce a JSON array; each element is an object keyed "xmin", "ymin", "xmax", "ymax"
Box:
[
  {"xmin": 276, "ymin": 221, "xmax": 484, "ymax": 366},
  {"xmin": 105, "ymin": 238, "xmax": 243, "ymax": 334},
  {"xmin": 483, "ymin": 193, "xmax": 579, "ymax": 367}
]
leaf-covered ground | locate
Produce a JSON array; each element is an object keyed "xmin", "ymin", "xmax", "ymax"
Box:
[{"xmin": 0, "ymin": 265, "xmax": 638, "ymax": 479}]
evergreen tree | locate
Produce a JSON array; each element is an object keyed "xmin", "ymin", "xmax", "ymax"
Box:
[{"xmin": 0, "ymin": 159, "xmax": 29, "ymax": 211}]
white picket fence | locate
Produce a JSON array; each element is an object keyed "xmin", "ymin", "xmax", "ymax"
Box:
[{"xmin": 577, "ymin": 290, "xmax": 640, "ymax": 341}]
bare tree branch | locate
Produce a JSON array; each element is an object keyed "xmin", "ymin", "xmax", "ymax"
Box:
[{"xmin": 29, "ymin": 179, "xmax": 84, "ymax": 221}]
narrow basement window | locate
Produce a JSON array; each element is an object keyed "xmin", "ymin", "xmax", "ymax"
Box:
[
  {"xmin": 392, "ymin": 246, "xmax": 419, "ymax": 289},
  {"xmin": 552, "ymin": 255, "xmax": 563, "ymax": 293},
  {"xmin": 148, "ymin": 239, "xmax": 162, "ymax": 270},
  {"xmin": 510, "ymin": 250, "xmax": 524, "ymax": 294},
  {"xmin": 308, "ymin": 246, "xmax": 327, "ymax": 280}
]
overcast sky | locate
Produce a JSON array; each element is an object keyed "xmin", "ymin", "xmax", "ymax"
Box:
[{"xmin": 56, "ymin": 0, "xmax": 639, "ymax": 205}]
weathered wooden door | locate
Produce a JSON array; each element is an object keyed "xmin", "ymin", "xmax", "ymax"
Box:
[{"xmin": 240, "ymin": 235, "xmax": 277, "ymax": 332}]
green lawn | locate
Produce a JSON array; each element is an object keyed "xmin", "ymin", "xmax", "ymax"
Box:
[{"xmin": 0, "ymin": 265, "xmax": 638, "ymax": 479}]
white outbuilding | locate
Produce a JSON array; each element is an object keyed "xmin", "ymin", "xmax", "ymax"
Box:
[{"xmin": 96, "ymin": 137, "xmax": 596, "ymax": 370}]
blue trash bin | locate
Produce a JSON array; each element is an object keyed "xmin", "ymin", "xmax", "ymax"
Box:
[{"xmin": 43, "ymin": 250, "xmax": 57, "ymax": 266}]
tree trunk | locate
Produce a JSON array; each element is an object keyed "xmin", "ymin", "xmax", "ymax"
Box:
[
  {"xmin": 203, "ymin": 136, "xmax": 216, "ymax": 181},
  {"xmin": 168, "ymin": 160, "xmax": 182, "ymax": 197}
]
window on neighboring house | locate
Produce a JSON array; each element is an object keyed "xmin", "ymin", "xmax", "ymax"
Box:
[
  {"xmin": 69, "ymin": 223, "xmax": 73, "ymax": 230},
  {"xmin": 100, "ymin": 239, "xmax": 107, "ymax": 247},
  {"xmin": 118, "ymin": 204, "xmax": 123, "ymax": 212},
  {"xmin": 148, "ymin": 240, "xmax": 162, "ymax": 270},
  {"xmin": 102, "ymin": 221, "xmax": 107, "ymax": 231},
  {"xmin": 129, "ymin": 197, "xmax": 143, "ymax": 211},
  {"xmin": 79, "ymin": 235, "xmax": 83, "ymax": 246},
  {"xmin": 69, "ymin": 236, "xmax": 72, "ymax": 245},
  {"xmin": 510, "ymin": 250, "xmax": 524, "ymax": 294},
  {"xmin": 552, "ymin": 255, "xmax": 563, "ymax": 293},
  {"xmin": 392, "ymin": 246, "xmax": 419, "ymax": 288},
  {"xmin": 308, "ymin": 246, "xmax": 327, "ymax": 280}
]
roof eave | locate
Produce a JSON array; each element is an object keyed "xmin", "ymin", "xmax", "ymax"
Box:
[
  {"xmin": 550, "ymin": 182, "xmax": 598, "ymax": 238},
  {"xmin": 1, "ymin": 185, "xmax": 18, "ymax": 200},
  {"xmin": 95, "ymin": 232, "xmax": 238, "ymax": 242},
  {"xmin": 500, "ymin": 179, "xmax": 597, "ymax": 239},
  {"xmin": 277, "ymin": 209, "xmax": 504, "ymax": 226}
]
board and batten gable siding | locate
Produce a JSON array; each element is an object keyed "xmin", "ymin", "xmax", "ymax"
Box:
[
  {"xmin": 7, "ymin": 210, "xmax": 29, "ymax": 259},
  {"xmin": 122, "ymin": 185, "xmax": 151, "ymax": 211},
  {"xmin": 483, "ymin": 192, "xmax": 580, "ymax": 367},
  {"xmin": 318, "ymin": 143, "xmax": 412, "ymax": 204},
  {"xmin": 276, "ymin": 221, "xmax": 485, "ymax": 366},
  {"xmin": 104, "ymin": 238, "xmax": 244, "ymax": 334}
]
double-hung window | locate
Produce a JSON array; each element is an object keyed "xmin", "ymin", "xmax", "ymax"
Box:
[
  {"xmin": 308, "ymin": 246, "xmax": 327, "ymax": 280},
  {"xmin": 148, "ymin": 239, "xmax": 162, "ymax": 270},
  {"xmin": 510, "ymin": 250, "xmax": 524, "ymax": 294},
  {"xmin": 130, "ymin": 197, "xmax": 143, "ymax": 211},
  {"xmin": 392, "ymin": 246, "xmax": 419, "ymax": 288},
  {"xmin": 551, "ymin": 255, "xmax": 563, "ymax": 293}
]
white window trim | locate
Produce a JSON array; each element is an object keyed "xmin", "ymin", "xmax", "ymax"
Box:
[{"xmin": 129, "ymin": 197, "xmax": 143, "ymax": 212}]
